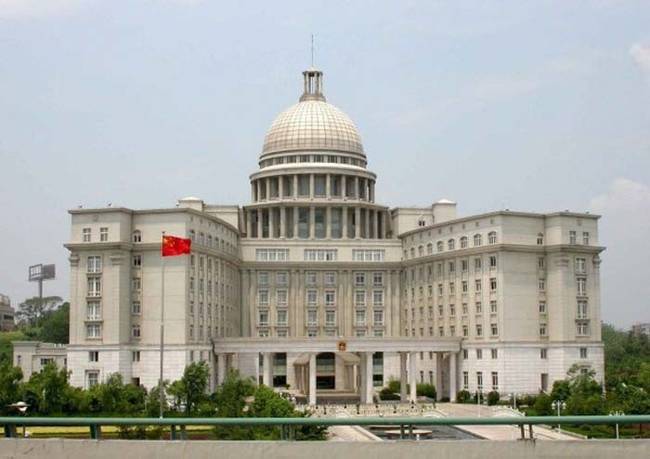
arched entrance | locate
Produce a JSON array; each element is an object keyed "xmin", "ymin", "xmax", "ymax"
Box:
[{"xmin": 316, "ymin": 352, "xmax": 336, "ymax": 390}]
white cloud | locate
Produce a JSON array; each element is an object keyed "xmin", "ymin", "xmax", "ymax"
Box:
[
  {"xmin": 0, "ymin": 0, "xmax": 91, "ymax": 18},
  {"xmin": 630, "ymin": 43, "xmax": 650, "ymax": 76},
  {"xmin": 589, "ymin": 178, "xmax": 650, "ymax": 327}
]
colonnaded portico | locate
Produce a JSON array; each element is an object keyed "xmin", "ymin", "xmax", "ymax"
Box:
[{"xmin": 213, "ymin": 337, "xmax": 461, "ymax": 405}]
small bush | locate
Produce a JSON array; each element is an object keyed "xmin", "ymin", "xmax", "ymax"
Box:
[
  {"xmin": 379, "ymin": 388, "xmax": 400, "ymax": 401},
  {"xmin": 416, "ymin": 383, "xmax": 436, "ymax": 399},
  {"xmin": 387, "ymin": 379, "xmax": 401, "ymax": 394},
  {"xmin": 486, "ymin": 391, "xmax": 500, "ymax": 406},
  {"xmin": 456, "ymin": 390, "xmax": 472, "ymax": 403}
]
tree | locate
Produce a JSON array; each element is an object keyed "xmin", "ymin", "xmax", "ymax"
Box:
[
  {"xmin": 16, "ymin": 296, "xmax": 63, "ymax": 328},
  {"xmin": 167, "ymin": 361, "xmax": 210, "ymax": 416},
  {"xmin": 22, "ymin": 363, "xmax": 78, "ymax": 414},
  {"xmin": 38, "ymin": 302, "xmax": 69, "ymax": 344},
  {"xmin": 0, "ymin": 362, "xmax": 23, "ymax": 415}
]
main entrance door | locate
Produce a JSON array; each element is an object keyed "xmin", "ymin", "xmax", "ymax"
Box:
[{"xmin": 316, "ymin": 352, "xmax": 336, "ymax": 389}]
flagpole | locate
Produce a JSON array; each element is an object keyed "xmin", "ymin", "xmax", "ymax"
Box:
[{"xmin": 159, "ymin": 231, "xmax": 166, "ymax": 419}]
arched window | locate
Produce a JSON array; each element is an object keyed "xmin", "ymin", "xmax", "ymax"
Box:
[
  {"xmin": 132, "ymin": 230, "xmax": 142, "ymax": 243},
  {"xmin": 473, "ymin": 234, "xmax": 482, "ymax": 247},
  {"xmin": 488, "ymin": 231, "xmax": 497, "ymax": 244},
  {"xmin": 418, "ymin": 217, "xmax": 426, "ymax": 227},
  {"xmin": 427, "ymin": 243, "xmax": 433, "ymax": 255},
  {"xmin": 537, "ymin": 233, "xmax": 544, "ymax": 245},
  {"xmin": 403, "ymin": 250, "xmax": 408, "ymax": 259},
  {"xmin": 189, "ymin": 229, "xmax": 196, "ymax": 241},
  {"xmin": 437, "ymin": 241, "xmax": 444, "ymax": 252},
  {"xmin": 460, "ymin": 236, "xmax": 468, "ymax": 249},
  {"xmin": 418, "ymin": 245, "xmax": 424, "ymax": 256},
  {"xmin": 448, "ymin": 239, "xmax": 455, "ymax": 250},
  {"xmin": 410, "ymin": 247, "xmax": 416, "ymax": 258}
]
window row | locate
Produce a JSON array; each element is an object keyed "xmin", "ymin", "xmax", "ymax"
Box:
[
  {"xmin": 82, "ymin": 227, "xmax": 109, "ymax": 243},
  {"xmin": 405, "ymin": 232, "xmax": 498, "ymax": 259}
]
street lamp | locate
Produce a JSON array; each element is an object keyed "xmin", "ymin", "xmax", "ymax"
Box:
[
  {"xmin": 551, "ymin": 400, "xmax": 566, "ymax": 434},
  {"xmin": 509, "ymin": 393, "xmax": 518, "ymax": 411},
  {"xmin": 8, "ymin": 401, "xmax": 29, "ymax": 437},
  {"xmin": 609, "ymin": 411, "xmax": 625, "ymax": 439}
]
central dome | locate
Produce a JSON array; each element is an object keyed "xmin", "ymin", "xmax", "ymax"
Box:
[{"xmin": 261, "ymin": 69, "xmax": 364, "ymax": 158}]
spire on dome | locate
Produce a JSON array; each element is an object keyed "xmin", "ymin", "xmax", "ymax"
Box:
[{"xmin": 300, "ymin": 68, "xmax": 326, "ymax": 102}]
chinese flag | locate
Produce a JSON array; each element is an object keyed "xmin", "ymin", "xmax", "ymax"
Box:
[{"xmin": 162, "ymin": 235, "xmax": 192, "ymax": 257}]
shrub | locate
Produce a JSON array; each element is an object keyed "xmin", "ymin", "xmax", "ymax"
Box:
[
  {"xmin": 387, "ymin": 379, "xmax": 401, "ymax": 394},
  {"xmin": 456, "ymin": 390, "xmax": 472, "ymax": 403},
  {"xmin": 379, "ymin": 387, "xmax": 400, "ymax": 401},
  {"xmin": 486, "ymin": 391, "xmax": 500, "ymax": 406},
  {"xmin": 416, "ymin": 383, "xmax": 436, "ymax": 399}
]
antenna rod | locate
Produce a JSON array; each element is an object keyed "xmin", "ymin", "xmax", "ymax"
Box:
[{"xmin": 311, "ymin": 34, "xmax": 315, "ymax": 67}]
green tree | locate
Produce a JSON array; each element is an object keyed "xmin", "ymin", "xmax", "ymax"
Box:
[
  {"xmin": 38, "ymin": 302, "xmax": 70, "ymax": 344},
  {"xmin": 16, "ymin": 296, "xmax": 63, "ymax": 328},
  {"xmin": 0, "ymin": 362, "xmax": 24, "ymax": 415},
  {"xmin": 167, "ymin": 361, "xmax": 210, "ymax": 416},
  {"xmin": 22, "ymin": 363, "xmax": 77, "ymax": 415}
]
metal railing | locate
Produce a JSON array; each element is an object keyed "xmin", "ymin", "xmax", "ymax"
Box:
[{"xmin": 2, "ymin": 415, "xmax": 649, "ymax": 441}]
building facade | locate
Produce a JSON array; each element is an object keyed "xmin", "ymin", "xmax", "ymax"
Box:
[
  {"xmin": 0, "ymin": 294, "xmax": 16, "ymax": 331},
  {"xmin": 15, "ymin": 68, "xmax": 605, "ymax": 403}
]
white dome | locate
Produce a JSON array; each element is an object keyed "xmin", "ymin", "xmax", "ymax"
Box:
[{"xmin": 261, "ymin": 100, "xmax": 364, "ymax": 156}]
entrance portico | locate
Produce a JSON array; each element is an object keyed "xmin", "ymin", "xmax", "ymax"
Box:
[{"xmin": 213, "ymin": 337, "xmax": 461, "ymax": 405}]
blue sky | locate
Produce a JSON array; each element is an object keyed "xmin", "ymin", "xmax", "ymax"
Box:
[{"xmin": 0, "ymin": 0, "xmax": 649, "ymax": 327}]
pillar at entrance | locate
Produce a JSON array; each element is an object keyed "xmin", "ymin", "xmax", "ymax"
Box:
[
  {"xmin": 361, "ymin": 352, "xmax": 374, "ymax": 404},
  {"xmin": 309, "ymin": 353, "xmax": 317, "ymax": 406},
  {"xmin": 435, "ymin": 353, "xmax": 444, "ymax": 402},
  {"xmin": 263, "ymin": 353, "xmax": 273, "ymax": 387},
  {"xmin": 217, "ymin": 354, "xmax": 226, "ymax": 385},
  {"xmin": 408, "ymin": 351, "xmax": 417, "ymax": 403},
  {"xmin": 449, "ymin": 352, "xmax": 457, "ymax": 402},
  {"xmin": 399, "ymin": 352, "xmax": 408, "ymax": 402}
]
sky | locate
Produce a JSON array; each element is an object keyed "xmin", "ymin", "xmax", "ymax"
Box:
[{"xmin": 0, "ymin": 0, "xmax": 649, "ymax": 328}]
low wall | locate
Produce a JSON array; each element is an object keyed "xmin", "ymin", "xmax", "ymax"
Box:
[{"xmin": 0, "ymin": 439, "xmax": 649, "ymax": 459}]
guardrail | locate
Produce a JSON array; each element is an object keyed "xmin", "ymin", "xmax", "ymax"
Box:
[{"xmin": 2, "ymin": 415, "xmax": 649, "ymax": 440}]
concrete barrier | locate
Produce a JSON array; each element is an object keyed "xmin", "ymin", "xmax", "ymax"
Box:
[{"xmin": 0, "ymin": 439, "xmax": 649, "ymax": 459}]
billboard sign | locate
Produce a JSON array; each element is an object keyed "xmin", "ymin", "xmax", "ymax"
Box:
[{"xmin": 28, "ymin": 264, "xmax": 56, "ymax": 281}]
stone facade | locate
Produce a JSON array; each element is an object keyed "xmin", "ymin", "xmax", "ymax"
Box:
[
  {"xmin": 14, "ymin": 67, "xmax": 605, "ymax": 402},
  {"xmin": 0, "ymin": 294, "xmax": 15, "ymax": 331}
]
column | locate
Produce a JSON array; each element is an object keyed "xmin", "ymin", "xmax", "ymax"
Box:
[
  {"xmin": 325, "ymin": 207, "xmax": 331, "ymax": 239},
  {"xmin": 254, "ymin": 353, "xmax": 261, "ymax": 385},
  {"xmin": 374, "ymin": 210, "xmax": 379, "ymax": 239},
  {"xmin": 293, "ymin": 175, "xmax": 298, "ymax": 199},
  {"xmin": 256, "ymin": 180, "xmax": 262, "ymax": 201},
  {"xmin": 309, "ymin": 206, "xmax": 315, "ymax": 239},
  {"xmin": 354, "ymin": 176, "xmax": 359, "ymax": 199},
  {"xmin": 359, "ymin": 354, "xmax": 367, "ymax": 403},
  {"xmin": 217, "ymin": 354, "xmax": 226, "ymax": 385},
  {"xmin": 449, "ymin": 352, "xmax": 457, "ymax": 402},
  {"xmin": 265, "ymin": 178, "xmax": 270, "ymax": 201},
  {"xmin": 355, "ymin": 207, "xmax": 361, "ymax": 239},
  {"xmin": 400, "ymin": 352, "xmax": 408, "ymax": 402},
  {"xmin": 269, "ymin": 207, "xmax": 275, "ymax": 239},
  {"xmin": 325, "ymin": 173, "xmax": 331, "ymax": 198},
  {"xmin": 246, "ymin": 210, "xmax": 252, "ymax": 237},
  {"xmin": 364, "ymin": 208, "xmax": 370, "ymax": 239},
  {"xmin": 381, "ymin": 211, "xmax": 387, "ymax": 239},
  {"xmin": 279, "ymin": 175, "xmax": 284, "ymax": 198},
  {"xmin": 309, "ymin": 174, "xmax": 315, "ymax": 199},
  {"xmin": 341, "ymin": 174, "xmax": 347, "ymax": 198},
  {"xmin": 280, "ymin": 207, "xmax": 286, "ymax": 238},
  {"xmin": 293, "ymin": 206, "xmax": 299, "ymax": 239},
  {"xmin": 342, "ymin": 206, "xmax": 348, "ymax": 239},
  {"xmin": 263, "ymin": 353, "xmax": 273, "ymax": 387},
  {"xmin": 309, "ymin": 353, "xmax": 317, "ymax": 406},
  {"xmin": 251, "ymin": 182, "xmax": 256, "ymax": 202},
  {"xmin": 409, "ymin": 351, "xmax": 417, "ymax": 403},
  {"xmin": 363, "ymin": 352, "xmax": 374, "ymax": 404},
  {"xmin": 257, "ymin": 209, "xmax": 263, "ymax": 239},
  {"xmin": 435, "ymin": 353, "xmax": 444, "ymax": 402}
]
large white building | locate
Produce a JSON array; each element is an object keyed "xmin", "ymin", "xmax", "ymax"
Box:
[{"xmin": 14, "ymin": 68, "xmax": 605, "ymax": 404}]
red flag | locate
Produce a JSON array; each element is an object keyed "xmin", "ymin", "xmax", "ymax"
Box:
[{"xmin": 162, "ymin": 235, "xmax": 192, "ymax": 257}]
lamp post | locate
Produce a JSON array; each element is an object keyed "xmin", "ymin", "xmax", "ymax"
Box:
[
  {"xmin": 609, "ymin": 411, "xmax": 625, "ymax": 439},
  {"xmin": 551, "ymin": 400, "xmax": 566, "ymax": 434},
  {"xmin": 509, "ymin": 393, "xmax": 517, "ymax": 411},
  {"xmin": 8, "ymin": 401, "xmax": 29, "ymax": 437}
]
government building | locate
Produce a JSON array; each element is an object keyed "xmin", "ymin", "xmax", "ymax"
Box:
[{"xmin": 14, "ymin": 68, "xmax": 605, "ymax": 404}]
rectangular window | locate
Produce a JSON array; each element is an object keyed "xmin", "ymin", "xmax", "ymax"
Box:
[
  {"xmin": 132, "ymin": 351, "xmax": 141, "ymax": 362},
  {"xmin": 86, "ymin": 301, "xmax": 101, "ymax": 320},
  {"xmin": 132, "ymin": 254, "xmax": 142, "ymax": 267},
  {"xmin": 306, "ymin": 271, "xmax": 317, "ymax": 285},
  {"xmin": 476, "ymin": 349, "xmax": 483, "ymax": 359},
  {"xmin": 490, "ymin": 300, "xmax": 497, "ymax": 313},
  {"xmin": 577, "ymin": 278, "xmax": 587, "ymax": 296},
  {"xmin": 491, "ymin": 348, "xmax": 498, "ymax": 359},
  {"xmin": 490, "ymin": 278, "xmax": 497, "ymax": 291},
  {"xmin": 474, "ymin": 257, "xmax": 482, "ymax": 271},
  {"xmin": 569, "ymin": 230, "xmax": 577, "ymax": 244},
  {"xmin": 373, "ymin": 272, "xmax": 384, "ymax": 286},
  {"xmin": 258, "ymin": 271, "xmax": 269, "ymax": 285},
  {"xmin": 355, "ymin": 290, "xmax": 366, "ymax": 307},
  {"xmin": 132, "ymin": 325, "xmax": 141, "ymax": 338},
  {"xmin": 277, "ymin": 289, "xmax": 288, "ymax": 306},
  {"xmin": 86, "ymin": 323, "xmax": 101, "ymax": 339},
  {"xmin": 258, "ymin": 310, "xmax": 269, "ymax": 326},
  {"xmin": 87, "ymin": 256, "xmax": 102, "ymax": 273},
  {"xmin": 538, "ymin": 257, "xmax": 545, "ymax": 269},
  {"xmin": 583, "ymin": 232, "xmax": 590, "ymax": 245},
  {"xmin": 373, "ymin": 309, "xmax": 384, "ymax": 325},
  {"xmin": 82, "ymin": 227, "xmax": 91, "ymax": 242},
  {"xmin": 325, "ymin": 309, "xmax": 336, "ymax": 327},
  {"xmin": 477, "ymin": 372, "xmax": 483, "ymax": 391},
  {"xmin": 491, "ymin": 323, "xmax": 498, "ymax": 336},
  {"xmin": 540, "ymin": 348, "xmax": 547, "ymax": 359},
  {"xmin": 580, "ymin": 347, "xmax": 588, "ymax": 358},
  {"xmin": 304, "ymin": 249, "xmax": 337, "ymax": 261},
  {"xmin": 325, "ymin": 272, "xmax": 336, "ymax": 285},
  {"xmin": 475, "ymin": 279, "xmax": 482, "ymax": 292},
  {"xmin": 463, "ymin": 371, "xmax": 469, "ymax": 390},
  {"xmin": 539, "ymin": 301, "xmax": 547, "ymax": 314},
  {"xmin": 258, "ymin": 289, "xmax": 269, "ymax": 306},
  {"xmin": 476, "ymin": 324, "xmax": 483, "ymax": 337},
  {"xmin": 576, "ymin": 257, "xmax": 586, "ymax": 274},
  {"xmin": 538, "ymin": 279, "xmax": 545, "ymax": 291},
  {"xmin": 355, "ymin": 309, "xmax": 366, "ymax": 326},
  {"xmin": 255, "ymin": 249, "xmax": 289, "ymax": 261},
  {"xmin": 355, "ymin": 272, "xmax": 366, "ymax": 286},
  {"xmin": 539, "ymin": 323, "xmax": 547, "ymax": 336},
  {"xmin": 277, "ymin": 309, "xmax": 287, "ymax": 326},
  {"xmin": 489, "ymin": 256, "xmax": 497, "ymax": 268},
  {"xmin": 307, "ymin": 289, "xmax": 317, "ymax": 306},
  {"xmin": 100, "ymin": 227, "xmax": 108, "ymax": 242},
  {"xmin": 325, "ymin": 290, "xmax": 336, "ymax": 306},
  {"xmin": 131, "ymin": 301, "xmax": 141, "ymax": 315},
  {"xmin": 89, "ymin": 351, "xmax": 99, "ymax": 362},
  {"xmin": 373, "ymin": 290, "xmax": 384, "ymax": 306},
  {"xmin": 577, "ymin": 301, "xmax": 588, "ymax": 319},
  {"xmin": 577, "ymin": 321, "xmax": 590, "ymax": 336},
  {"xmin": 491, "ymin": 372, "xmax": 499, "ymax": 391},
  {"xmin": 276, "ymin": 271, "xmax": 288, "ymax": 285},
  {"xmin": 87, "ymin": 277, "xmax": 101, "ymax": 297},
  {"xmin": 86, "ymin": 370, "xmax": 99, "ymax": 388}
]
